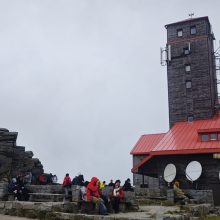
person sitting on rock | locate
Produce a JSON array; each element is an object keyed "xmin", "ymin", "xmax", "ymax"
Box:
[
  {"xmin": 111, "ymin": 180, "xmax": 125, "ymax": 213},
  {"xmin": 72, "ymin": 176, "xmax": 78, "ymax": 185},
  {"xmin": 38, "ymin": 174, "xmax": 47, "ymax": 185},
  {"xmin": 108, "ymin": 179, "xmax": 114, "ymax": 187},
  {"xmin": 86, "ymin": 177, "xmax": 108, "ymax": 215},
  {"xmin": 24, "ymin": 171, "xmax": 32, "ymax": 185},
  {"xmin": 80, "ymin": 182, "xmax": 87, "ymax": 201},
  {"xmin": 8, "ymin": 178, "xmax": 19, "ymax": 200},
  {"xmin": 173, "ymin": 180, "xmax": 191, "ymax": 203},
  {"xmin": 17, "ymin": 184, "xmax": 29, "ymax": 201},
  {"xmin": 77, "ymin": 173, "xmax": 85, "ymax": 187},
  {"xmin": 123, "ymin": 178, "xmax": 134, "ymax": 192},
  {"xmin": 52, "ymin": 175, "xmax": 58, "ymax": 184},
  {"xmin": 8, "ymin": 177, "xmax": 29, "ymax": 201},
  {"xmin": 99, "ymin": 181, "xmax": 105, "ymax": 190}
]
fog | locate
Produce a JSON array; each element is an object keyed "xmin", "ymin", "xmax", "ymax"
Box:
[{"xmin": 0, "ymin": 0, "xmax": 220, "ymax": 184}]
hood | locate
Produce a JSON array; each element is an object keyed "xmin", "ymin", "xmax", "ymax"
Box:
[{"xmin": 90, "ymin": 177, "xmax": 98, "ymax": 185}]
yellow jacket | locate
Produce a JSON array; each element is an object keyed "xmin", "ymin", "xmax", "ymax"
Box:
[{"xmin": 99, "ymin": 181, "xmax": 105, "ymax": 190}]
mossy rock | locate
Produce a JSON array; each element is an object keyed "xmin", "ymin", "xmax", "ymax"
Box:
[
  {"xmin": 37, "ymin": 210, "xmax": 47, "ymax": 220},
  {"xmin": 25, "ymin": 210, "xmax": 38, "ymax": 219},
  {"xmin": 204, "ymin": 216, "xmax": 220, "ymax": 220},
  {"xmin": 16, "ymin": 208, "xmax": 26, "ymax": 217},
  {"xmin": 52, "ymin": 205, "xmax": 63, "ymax": 212},
  {"xmin": 45, "ymin": 212, "xmax": 60, "ymax": 220},
  {"xmin": 7, "ymin": 208, "xmax": 17, "ymax": 216}
]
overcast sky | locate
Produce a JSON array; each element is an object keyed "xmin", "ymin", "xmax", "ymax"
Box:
[{"xmin": 0, "ymin": 0, "xmax": 220, "ymax": 184}]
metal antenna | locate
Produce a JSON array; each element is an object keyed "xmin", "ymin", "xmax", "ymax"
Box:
[
  {"xmin": 188, "ymin": 13, "xmax": 194, "ymax": 18},
  {"xmin": 214, "ymin": 40, "xmax": 220, "ymax": 54}
]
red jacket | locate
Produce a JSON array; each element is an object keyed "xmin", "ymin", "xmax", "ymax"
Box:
[
  {"xmin": 86, "ymin": 177, "xmax": 100, "ymax": 201},
  {"xmin": 62, "ymin": 176, "xmax": 72, "ymax": 187}
]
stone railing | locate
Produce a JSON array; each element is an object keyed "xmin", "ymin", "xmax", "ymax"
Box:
[{"xmin": 167, "ymin": 189, "xmax": 214, "ymax": 204}]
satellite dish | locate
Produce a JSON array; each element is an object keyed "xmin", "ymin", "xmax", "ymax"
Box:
[
  {"xmin": 164, "ymin": 163, "xmax": 176, "ymax": 183},
  {"xmin": 186, "ymin": 161, "xmax": 202, "ymax": 181}
]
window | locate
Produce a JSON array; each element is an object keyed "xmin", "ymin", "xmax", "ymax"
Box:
[
  {"xmin": 210, "ymin": 133, "xmax": 217, "ymax": 140},
  {"xmin": 201, "ymin": 134, "xmax": 209, "ymax": 141},
  {"xmin": 218, "ymin": 133, "xmax": 220, "ymax": 140},
  {"xmin": 190, "ymin": 26, "xmax": 196, "ymax": 35},
  {"xmin": 184, "ymin": 47, "xmax": 190, "ymax": 55},
  {"xmin": 185, "ymin": 64, "xmax": 191, "ymax": 72},
  {"xmin": 186, "ymin": 80, "xmax": 192, "ymax": 89},
  {"xmin": 177, "ymin": 29, "xmax": 183, "ymax": 37},
  {"xmin": 187, "ymin": 116, "xmax": 194, "ymax": 122}
]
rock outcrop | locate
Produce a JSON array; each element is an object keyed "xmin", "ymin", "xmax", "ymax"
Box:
[{"xmin": 0, "ymin": 128, "xmax": 43, "ymax": 181}]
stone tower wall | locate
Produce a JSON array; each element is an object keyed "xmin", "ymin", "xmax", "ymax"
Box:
[{"xmin": 166, "ymin": 17, "xmax": 218, "ymax": 127}]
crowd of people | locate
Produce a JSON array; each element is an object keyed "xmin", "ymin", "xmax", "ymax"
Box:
[
  {"xmin": 37, "ymin": 173, "xmax": 58, "ymax": 185},
  {"xmin": 8, "ymin": 172, "xmax": 31, "ymax": 201},
  {"xmin": 7, "ymin": 171, "xmax": 193, "ymax": 215},
  {"xmin": 7, "ymin": 171, "xmax": 134, "ymax": 215},
  {"xmin": 7, "ymin": 171, "xmax": 58, "ymax": 200},
  {"xmin": 62, "ymin": 173, "xmax": 134, "ymax": 215}
]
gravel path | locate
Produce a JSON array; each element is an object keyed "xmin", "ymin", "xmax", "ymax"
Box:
[{"xmin": 0, "ymin": 214, "xmax": 33, "ymax": 220}]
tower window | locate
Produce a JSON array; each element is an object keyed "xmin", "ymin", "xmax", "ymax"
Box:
[
  {"xmin": 187, "ymin": 115, "xmax": 194, "ymax": 122},
  {"xmin": 186, "ymin": 80, "xmax": 192, "ymax": 89},
  {"xmin": 190, "ymin": 26, "xmax": 196, "ymax": 35},
  {"xmin": 177, "ymin": 29, "xmax": 183, "ymax": 37},
  {"xmin": 184, "ymin": 47, "xmax": 190, "ymax": 55},
  {"xmin": 185, "ymin": 64, "xmax": 191, "ymax": 72}
]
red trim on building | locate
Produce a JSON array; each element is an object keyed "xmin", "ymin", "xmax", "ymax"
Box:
[
  {"xmin": 197, "ymin": 128, "xmax": 220, "ymax": 133},
  {"xmin": 131, "ymin": 155, "xmax": 153, "ymax": 173}
]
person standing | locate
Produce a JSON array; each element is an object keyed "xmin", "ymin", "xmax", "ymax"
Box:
[{"xmin": 62, "ymin": 173, "xmax": 72, "ymax": 199}]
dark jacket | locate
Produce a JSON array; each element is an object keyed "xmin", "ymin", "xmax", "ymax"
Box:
[{"xmin": 123, "ymin": 179, "xmax": 133, "ymax": 191}]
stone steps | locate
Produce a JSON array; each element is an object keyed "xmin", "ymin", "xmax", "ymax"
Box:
[
  {"xmin": 26, "ymin": 184, "xmax": 63, "ymax": 194},
  {"xmin": 29, "ymin": 193, "xmax": 64, "ymax": 202},
  {"xmin": 0, "ymin": 201, "xmax": 152, "ymax": 220}
]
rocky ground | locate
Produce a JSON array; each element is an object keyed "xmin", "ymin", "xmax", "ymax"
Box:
[
  {"xmin": 0, "ymin": 205, "xmax": 191, "ymax": 220},
  {"xmin": 0, "ymin": 214, "xmax": 33, "ymax": 220},
  {"xmin": 0, "ymin": 205, "xmax": 177, "ymax": 219}
]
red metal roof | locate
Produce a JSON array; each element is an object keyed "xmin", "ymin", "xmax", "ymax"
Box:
[
  {"xmin": 131, "ymin": 113, "xmax": 220, "ymax": 172},
  {"xmin": 130, "ymin": 133, "xmax": 166, "ymax": 155}
]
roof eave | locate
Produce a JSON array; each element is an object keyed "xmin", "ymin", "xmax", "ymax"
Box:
[{"xmin": 165, "ymin": 16, "xmax": 210, "ymax": 29}]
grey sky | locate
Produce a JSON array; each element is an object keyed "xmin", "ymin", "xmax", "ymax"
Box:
[{"xmin": 0, "ymin": 0, "xmax": 220, "ymax": 183}]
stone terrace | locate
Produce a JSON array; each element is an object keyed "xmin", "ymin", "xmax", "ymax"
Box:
[{"xmin": 0, "ymin": 183, "xmax": 219, "ymax": 219}]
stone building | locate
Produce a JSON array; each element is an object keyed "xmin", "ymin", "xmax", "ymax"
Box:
[
  {"xmin": 166, "ymin": 16, "xmax": 217, "ymax": 128},
  {"xmin": 0, "ymin": 128, "xmax": 43, "ymax": 182},
  {"xmin": 131, "ymin": 16, "xmax": 220, "ymax": 205}
]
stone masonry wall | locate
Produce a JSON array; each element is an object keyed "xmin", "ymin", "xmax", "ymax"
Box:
[{"xmin": 166, "ymin": 17, "xmax": 217, "ymax": 128}]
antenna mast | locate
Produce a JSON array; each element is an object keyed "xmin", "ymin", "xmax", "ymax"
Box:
[{"xmin": 188, "ymin": 13, "xmax": 194, "ymax": 18}]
